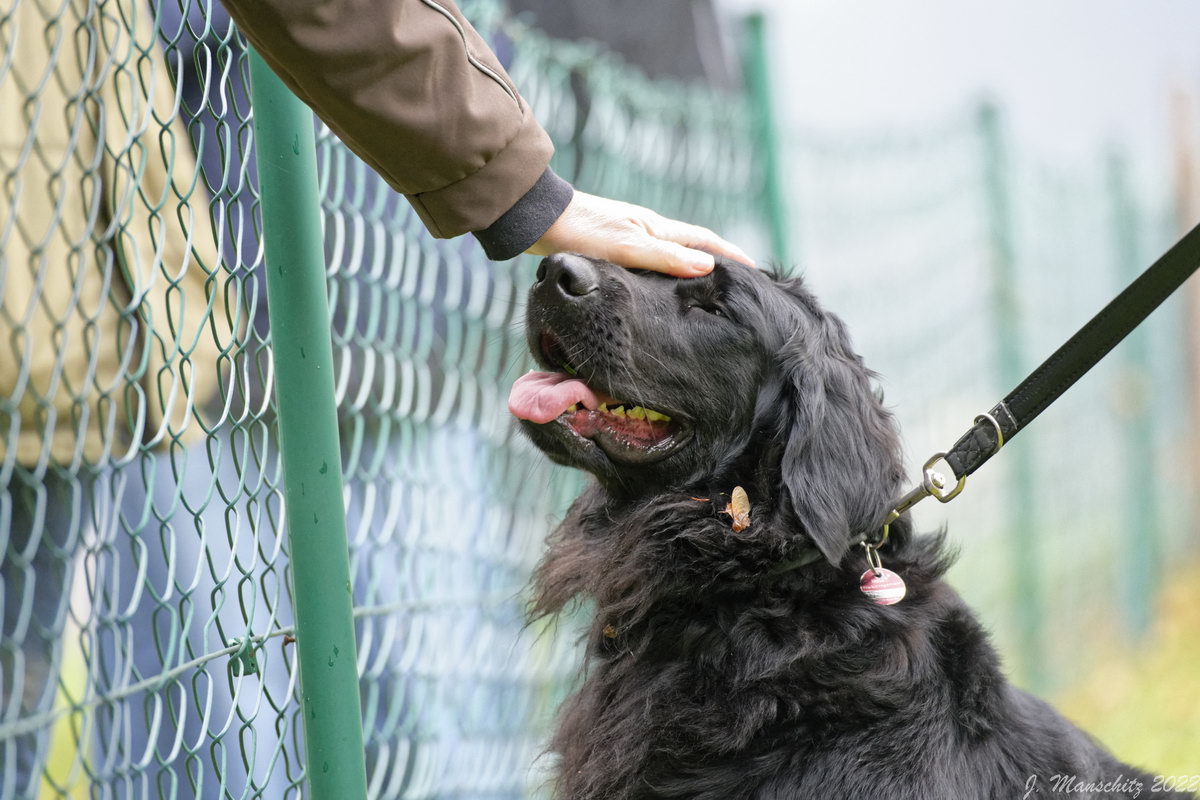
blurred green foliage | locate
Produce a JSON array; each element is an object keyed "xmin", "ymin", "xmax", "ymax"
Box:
[{"xmin": 1056, "ymin": 558, "xmax": 1200, "ymax": 776}]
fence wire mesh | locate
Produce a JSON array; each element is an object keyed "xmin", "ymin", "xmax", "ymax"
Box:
[{"xmin": 0, "ymin": 0, "xmax": 769, "ymax": 796}]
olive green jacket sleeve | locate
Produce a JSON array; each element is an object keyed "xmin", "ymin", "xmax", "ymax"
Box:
[{"xmin": 223, "ymin": 0, "xmax": 564, "ymax": 242}]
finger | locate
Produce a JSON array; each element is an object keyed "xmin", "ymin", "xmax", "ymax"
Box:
[
  {"xmin": 650, "ymin": 219, "xmax": 756, "ymax": 267},
  {"xmin": 611, "ymin": 238, "xmax": 716, "ymax": 277}
]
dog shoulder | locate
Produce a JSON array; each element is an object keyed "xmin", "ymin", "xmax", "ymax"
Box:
[{"xmin": 930, "ymin": 598, "xmax": 1008, "ymax": 739}]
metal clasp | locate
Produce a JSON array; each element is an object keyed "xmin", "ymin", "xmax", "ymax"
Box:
[
  {"xmin": 921, "ymin": 451, "xmax": 967, "ymax": 503},
  {"xmin": 863, "ymin": 409, "xmax": 1007, "ymax": 550},
  {"xmin": 868, "ymin": 452, "xmax": 966, "ymax": 549}
]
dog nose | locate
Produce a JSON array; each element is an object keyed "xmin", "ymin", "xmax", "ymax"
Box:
[{"xmin": 537, "ymin": 253, "xmax": 599, "ymax": 299}]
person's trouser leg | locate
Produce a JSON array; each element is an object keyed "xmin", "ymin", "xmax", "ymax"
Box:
[
  {"xmin": 0, "ymin": 470, "xmax": 85, "ymax": 799},
  {"xmin": 87, "ymin": 440, "xmax": 295, "ymax": 799}
]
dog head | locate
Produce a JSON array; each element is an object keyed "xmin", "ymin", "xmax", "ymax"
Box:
[{"xmin": 510, "ymin": 253, "xmax": 905, "ymax": 565}]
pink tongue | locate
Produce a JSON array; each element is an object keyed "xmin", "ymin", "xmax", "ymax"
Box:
[{"xmin": 509, "ymin": 371, "xmax": 599, "ymax": 424}]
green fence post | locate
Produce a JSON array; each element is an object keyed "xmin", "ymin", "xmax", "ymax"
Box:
[
  {"xmin": 741, "ymin": 12, "xmax": 792, "ymax": 267},
  {"xmin": 1106, "ymin": 150, "xmax": 1159, "ymax": 635},
  {"xmin": 248, "ymin": 50, "xmax": 369, "ymax": 798},
  {"xmin": 977, "ymin": 101, "xmax": 1046, "ymax": 691}
]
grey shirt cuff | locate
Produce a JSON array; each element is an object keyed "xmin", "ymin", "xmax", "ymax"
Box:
[{"xmin": 472, "ymin": 167, "xmax": 574, "ymax": 260}]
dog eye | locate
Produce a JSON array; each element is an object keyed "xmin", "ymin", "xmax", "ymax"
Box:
[{"xmin": 687, "ymin": 303, "xmax": 727, "ymax": 318}]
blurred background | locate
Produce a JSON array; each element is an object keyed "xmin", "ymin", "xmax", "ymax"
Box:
[{"xmin": 2, "ymin": 0, "xmax": 1196, "ymax": 797}]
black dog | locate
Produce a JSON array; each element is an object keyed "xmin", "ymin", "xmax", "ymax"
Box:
[{"xmin": 508, "ymin": 253, "xmax": 1190, "ymax": 800}]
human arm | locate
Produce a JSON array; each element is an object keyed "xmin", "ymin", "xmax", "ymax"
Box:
[{"xmin": 221, "ymin": 0, "xmax": 751, "ymax": 272}]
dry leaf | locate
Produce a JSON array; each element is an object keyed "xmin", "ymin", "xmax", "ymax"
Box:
[
  {"xmin": 722, "ymin": 486, "xmax": 751, "ymax": 532},
  {"xmin": 602, "ymin": 624, "xmax": 618, "ymax": 639}
]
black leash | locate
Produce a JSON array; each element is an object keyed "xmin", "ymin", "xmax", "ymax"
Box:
[{"xmin": 866, "ymin": 220, "xmax": 1200, "ymax": 554}]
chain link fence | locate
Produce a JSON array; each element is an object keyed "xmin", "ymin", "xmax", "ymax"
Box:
[{"xmin": 0, "ymin": 0, "xmax": 769, "ymax": 796}]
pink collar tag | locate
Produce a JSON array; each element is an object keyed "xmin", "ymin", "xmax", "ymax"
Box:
[{"xmin": 859, "ymin": 568, "xmax": 906, "ymax": 606}]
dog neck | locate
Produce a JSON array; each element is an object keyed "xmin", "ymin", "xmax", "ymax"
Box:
[
  {"xmin": 531, "ymin": 484, "xmax": 849, "ymax": 630},
  {"xmin": 765, "ymin": 545, "xmax": 826, "ymax": 575}
]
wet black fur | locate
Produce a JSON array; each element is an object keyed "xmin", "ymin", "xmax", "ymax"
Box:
[{"xmin": 521, "ymin": 256, "xmax": 1189, "ymax": 800}]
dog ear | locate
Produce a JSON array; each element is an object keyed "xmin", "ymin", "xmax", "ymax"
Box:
[{"xmin": 774, "ymin": 285, "xmax": 903, "ymax": 565}]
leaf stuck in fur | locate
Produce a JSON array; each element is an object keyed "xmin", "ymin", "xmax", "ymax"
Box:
[{"xmin": 722, "ymin": 486, "xmax": 751, "ymax": 531}]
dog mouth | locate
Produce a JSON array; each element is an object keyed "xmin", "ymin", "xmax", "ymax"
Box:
[{"xmin": 508, "ymin": 332, "xmax": 691, "ymax": 465}]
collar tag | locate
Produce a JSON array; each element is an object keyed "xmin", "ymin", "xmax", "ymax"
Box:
[{"xmin": 859, "ymin": 567, "xmax": 906, "ymax": 605}]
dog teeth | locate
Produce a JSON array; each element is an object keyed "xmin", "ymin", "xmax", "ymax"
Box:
[{"xmin": 593, "ymin": 403, "xmax": 672, "ymax": 422}]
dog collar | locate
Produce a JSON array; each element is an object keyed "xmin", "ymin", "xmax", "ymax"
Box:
[{"xmin": 766, "ymin": 546, "xmax": 824, "ymax": 576}]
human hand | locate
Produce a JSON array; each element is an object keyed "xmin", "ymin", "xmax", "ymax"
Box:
[{"xmin": 526, "ymin": 191, "xmax": 755, "ymax": 277}]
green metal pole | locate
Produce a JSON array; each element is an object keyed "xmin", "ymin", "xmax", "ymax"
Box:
[
  {"xmin": 248, "ymin": 50, "xmax": 369, "ymax": 798},
  {"xmin": 1106, "ymin": 150, "xmax": 1159, "ymax": 635},
  {"xmin": 741, "ymin": 13, "xmax": 792, "ymax": 267},
  {"xmin": 978, "ymin": 101, "xmax": 1045, "ymax": 691}
]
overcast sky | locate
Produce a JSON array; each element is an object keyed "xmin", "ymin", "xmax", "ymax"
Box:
[{"xmin": 723, "ymin": 0, "xmax": 1200, "ymax": 172}]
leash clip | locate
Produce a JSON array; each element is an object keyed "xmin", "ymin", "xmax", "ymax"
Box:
[
  {"xmin": 866, "ymin": 409, "xmax": 1007, "ymax": 549},
  {"xmin": 921, "ymin": 451, "xmax": 967, "ymax": 504},
  {"xmin": 867, "ymin": 452, "xmax": 966, "ymax": 549}
]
